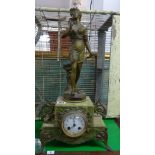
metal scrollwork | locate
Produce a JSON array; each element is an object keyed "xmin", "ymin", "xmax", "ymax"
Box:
[
  {"xmin": 94, "ymin": 99, "xmax": 107, "ymax": 118},
  {"xmin": 96, "ymin": 128, "xmax": 112, "ymax": 151},
  {"xmin": 39, "ymin": 102, "xmax": 56, "ymax": 122}
]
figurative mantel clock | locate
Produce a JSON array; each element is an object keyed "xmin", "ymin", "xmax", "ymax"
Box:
[
  {"xmin": 61, "ymin": 111, "xmax": 87, "ymax": 137},
  {"xmin": 39, "ymin": 7, "xmax": 111, "ymax": 151}
]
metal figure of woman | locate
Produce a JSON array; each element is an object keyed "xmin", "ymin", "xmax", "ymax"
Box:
[{"xmin": 62, "ymin": 7, "xmax": 93, "ymax": 100}]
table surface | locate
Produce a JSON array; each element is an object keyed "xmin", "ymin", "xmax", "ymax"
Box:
[{"xmin": 37, "ymin": 151, "xmax": 120, "ymax": 155}]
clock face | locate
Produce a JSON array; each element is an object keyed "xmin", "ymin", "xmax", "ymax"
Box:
[{"xmin": 62, "ymin": 112, "xmax": 87, "ymax": 137}]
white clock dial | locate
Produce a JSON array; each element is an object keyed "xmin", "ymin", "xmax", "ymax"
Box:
[{"xmin": 62, "ymin": 112, "xmax": 87, "ymax": 137}]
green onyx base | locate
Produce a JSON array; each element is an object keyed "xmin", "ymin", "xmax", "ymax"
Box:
[{"xmin": 40, "ymin": 96, "xmax": 108, "ymax": 145}]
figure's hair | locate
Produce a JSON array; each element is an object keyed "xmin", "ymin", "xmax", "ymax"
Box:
[{"xmin": 70, "ymin": 7, "xmax": 82, "ymax": 20}]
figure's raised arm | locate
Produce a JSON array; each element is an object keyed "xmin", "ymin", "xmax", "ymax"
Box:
[{"xmin": 61, "ymin": 18, "xmax": 73, "ymax": 38}]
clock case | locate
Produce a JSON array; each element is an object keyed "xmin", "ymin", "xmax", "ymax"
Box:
[{"xmin": 39, "ymin": 96, "xmax": 110, "ymax": 150}]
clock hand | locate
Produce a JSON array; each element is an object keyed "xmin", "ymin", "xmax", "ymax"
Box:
[
  {"xmin": 70, "ymin": 117, "xmax": 76, "ymax": 129},
  {"xmin": 73, "ymin": 116, "xmax": 76, "ymax": 126}
]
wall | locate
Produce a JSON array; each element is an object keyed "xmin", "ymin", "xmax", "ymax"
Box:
[
  {"xmin": 103, "ymin": 0, "xmax": 120, "ymax": 11},
  {"xmin": 107, "ymin": 15, "xmax": 120, "ymax": 118},
  {"xmin": 35, "ymin": 0, "xmax": 120, "ymax": 11},
  {"xmin": 35, "ymin": 0, "xmax": 70, "ymax": 8}
]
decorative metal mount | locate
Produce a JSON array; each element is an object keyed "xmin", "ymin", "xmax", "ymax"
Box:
[
  {"xmin": 94, "ymin": 99, "xmax": 107, "ymax": 118},
  {"xmin": 96, "ymin": 128, "xmax": 112, "ymax": 151},
  {"xmin": 38, "ymin": 102, "xmax": 56, "ymax": 122}
]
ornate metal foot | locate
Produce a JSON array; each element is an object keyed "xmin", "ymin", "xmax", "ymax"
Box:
[
  {"xmin": 96, "ymin": 128, "xmax": 112, "ymax": 151},
  {"xmin": 40, "ymin": 130, "xmax": 55, "ymax": 148}
]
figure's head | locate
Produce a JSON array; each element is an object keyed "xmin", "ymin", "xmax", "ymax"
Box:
[{"xmin": 70, "ymin": 7, "xmax": 82, "ymax": 20}]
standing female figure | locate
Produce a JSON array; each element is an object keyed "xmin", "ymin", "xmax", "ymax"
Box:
[{"xmin": 62, "ymin": 8, "xmax": 93, "ymax": 97}]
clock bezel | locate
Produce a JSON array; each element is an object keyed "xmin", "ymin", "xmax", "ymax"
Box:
[{"xmin": 61, "ymin": 111, "xmax": 87, "ymax": 138}]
